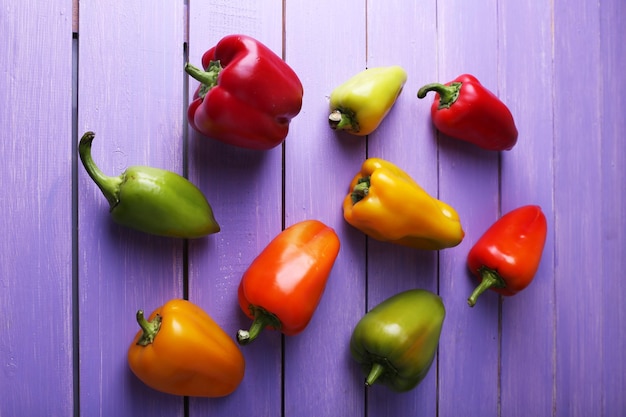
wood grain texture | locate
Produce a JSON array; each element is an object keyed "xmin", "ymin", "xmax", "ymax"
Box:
[
  {"xmin": 186, "ymin": 2, "xmax": 284, "ymax": 417},
  {"xmin": 498, "ymin": 0, "xmax": 555, "ymax": 415},
  {"xmin": 599, "ymin": 0, "xmax": 626, "ymax": 415},
  {"xmin": 1, "ymin": 0, "xmax": 625, "ymax": 416},
  {"xmin": 0, "ymin": 1, "xmax": 73, "ymax": 415},
  {"xmin": 283, "ymin": 1, "xmax": 367, "ymax": 416},
  {"xmin": 435, "ymin": 0, "xmax": 501, "ymax": 415},
  {"xmin": 77, "ymin": 1, "xmax": 186, "ymax": 416},
  {"xmin": 73, "ymin": 0, "xmax": 78, "ymax": 32},
  {"xmin": 553, "ymin": 0, "xmax": 605, "ymax": 415},
  {"xmin": 365, "ymin": 0, "xmax": 440, "ymax": 415}
]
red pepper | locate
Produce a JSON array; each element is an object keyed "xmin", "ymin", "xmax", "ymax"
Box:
[
  {"xmin": 185, "ymin": 34, "xmax": 303, "ymax": 150},
  {"xmin": 417, "ymin": 74, "xmax": 518, "ymax": 151},
  {"xmin": 236, "ymin": 220, "xmax": 340, "ymax": 345},
  {"xmin": 466, "ymin": 205, "xmax": 547, "ymax": 307}
]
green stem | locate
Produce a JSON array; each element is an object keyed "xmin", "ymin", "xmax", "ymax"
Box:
[
  {"xmin": 78, "ymin": 131, "xmax": 123, "ymax": 209},
  {"xmin": 416, "ymin": 82, "xmax": 463, "ymax": 109},
  {"xmin": 467, "ymin": 267, "xmax": 507, "ymax": 307},
  {"xmin": 365, "ymin": 362, "xmax": 386, "ymax": 387},
  {"xmin": 351, "ymin": 177, "xmax": 371, "ymax": 204},
  {"xmin": 328, "ymin": 109, "xmax": 359, "ymax": 132},
  {"xmin": 135, "ymin": 310, "xmax": 162, "ymax": 346},
  {"xmin": 184, "ymin": 60, "xmax": 222, "ymax": 99},
  {"xmin": 236, "ymin": 305, "xmax": 281, "ymax": 346}
]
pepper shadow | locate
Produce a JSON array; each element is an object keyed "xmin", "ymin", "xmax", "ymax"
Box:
[
  {"xmin": 367, "ymin": 239, "xmax": 439, "ymax": 295},
  {"xmin": 331, "ymin": 129, "xmax": 368, "ymax": 157},
  {"xmin": 436, "ymin": 131, "xmax": 500, "ymax": 165},
  {"xmin": 188, "ymin": 131, "xmax": 275, "ymax": 177},
  {"xmin": 103, "ymin": 220, "xmax": 192, "ymax": 284}
]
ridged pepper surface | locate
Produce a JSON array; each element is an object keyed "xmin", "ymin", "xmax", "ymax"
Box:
[
  {"xmin": 467, "ymin": 205, "xmax": 548, "ymax": 307},
  {"xmin": 185, "ymin": 34, "xmax": 303, "ymax": 150},
  {"xmin": 350, "ymin": 289, "xmax": 445, "ymax": 392},
  {"xmin": 343, "ymin": 158, "xmax": 464, "ymax": 250},
  {"xmin": 417, "ymin": 74, "xmax": 518, "ymax": 151},
  {"xmin": 128, "ymin": 299, "xmax": 245, "ymax": 397},
  {"xmin": 236, "ymin": 220, "xmax": 340, "ymax": 345}
]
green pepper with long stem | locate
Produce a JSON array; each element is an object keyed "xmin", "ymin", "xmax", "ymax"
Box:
[
  {"xmin": 350, "ymin": 289, "xmax": 445, "ymax": 392},
  {"xmin": 78, "ymin": 131, "xmax": 220, "ymax": 238}
]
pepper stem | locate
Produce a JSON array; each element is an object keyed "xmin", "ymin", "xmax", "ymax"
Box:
[
  {"xmin": 328, "ymin": 109, "xmax": 359, "ymax": 132},
  {"xmin": 184, "ymin": 60, "xmax": 222, "ymax": 99},
  {"xmin": 416, "ymin": 82, "xmax": 463, "ymax": 109},
  {"xmin": 467, "ymin": 267, "xmax": 507, "ymax": 307},
  {"xmin": 365, "ymin": 362, "xmax": 386, "ymax": 387},
  {"xmin": 351, "ymin": 177, "xmax": 371, "ymax": 204},
  {"xmin": 236, "ymin": 305, "xmax": 281, "ymax": 346},
  {"xmin": 135, "ymin": 310, "xmax": 162, "ymax": 346},
  {"xmin": 78, "ymin": 131, "xmax": 123, "ymax": 209}
]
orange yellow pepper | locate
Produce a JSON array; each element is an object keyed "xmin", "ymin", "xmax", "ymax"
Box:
[
  {"xmin": 343, "ymin": 158, "xmax": 464, "ymax": 250},
  {"xmin": 236, "ymin": 220, "xmax": 340, "ymax": 345},
  {"xmin": 127, "ymin": 299, "xmax": 245, "ymax": 397}
]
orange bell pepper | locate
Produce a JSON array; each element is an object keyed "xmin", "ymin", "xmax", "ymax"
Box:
[
  {"xmin": 236, "ymin": 220, "xmax": 341, "ymax": 345},
  {"xmin": 127, "ymin": 299, "xmax": 245, "ymax": 397}
]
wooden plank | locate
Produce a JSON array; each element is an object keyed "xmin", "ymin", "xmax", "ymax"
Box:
[
  {"xmin": 186, "ymin": 2, "xmax": 284, "ymax": 417},
  {"xmin": 0, "ymin": 1, "xmax": 73, "ymax": 415},
  {"xmin": 600, "ymin": 0, "xmax": 626, "ymax": 414},
  {"xmin": 77, "ymin": 2, "xmax": 186, "ymax": 416},
  {"xmin": 73, "ymin": 0, "xmax": 78, "ymax": 32},
  {"xmin": 435, "ymin": 0, "xmax": 501, "ymax": 415},
  {"xmin": 0, "ymin": 2, "xmax": 624, "ymax": 417},
  {"xmin": 553, "ymin": 0, "xmax": 604, "ymax": 415},
  {"xmin": 498, "ymin": 1, "xmax": 555, "ymax": 415},
  {"xmin": 365, "ymin": 0, "xmax": 440, "ymax": 414},
  {"xmin": 283, "ymin": 1, "xmax": 367, "ymax": 415}
]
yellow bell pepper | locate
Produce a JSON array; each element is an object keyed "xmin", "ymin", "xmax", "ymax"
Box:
[
  {"xmin": 328, "ymin": 66, "xmax": 407, "ymax": 136},
  {"xmin": 343, "ymin": 158, "xmax": 465, "ymax": 250}
]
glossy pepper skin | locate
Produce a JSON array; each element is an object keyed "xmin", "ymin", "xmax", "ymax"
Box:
[
  {"xmin": 467, "ymin": 205, "xmax": 548, "ymax": 307},
  {"xmin": 79, "ymin": 132, "xmax": 219, "ymax": 238},
  {"xmin": 127, "ymin": 299, "xmax": 245, "ymax": 397},
  {"xmin": 185, "ymin": 34, "xmax": 303, "ymax": 150},
  {"xmin": 236, "ymin": 220, "xmax": 340, "ymax": 345},
  {"xmin": 328, "ymin": 66, "xmax": 407, "ymax": 136},
  {"xmin": 343, "ymin": 158, "xmax": 464, "ymax": 250},
  {"xmin": 350, "ymin": 289, "xmax": 445, "ymax": 392},
  {"xmin": 417, "ymin": 74, "xmax": 518, "ymax": 151}
]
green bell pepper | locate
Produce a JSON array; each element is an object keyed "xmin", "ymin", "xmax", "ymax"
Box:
[
  {"xmin": 79, "ymin": 131, "xmax": 220, "ymax": 238},
  {"xmin": 350, "ymin": 289, "xmax": 445, "ymax": 392}
]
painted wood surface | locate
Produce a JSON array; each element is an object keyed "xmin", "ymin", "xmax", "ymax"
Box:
[
  {"xmin": 1, "ymin": 0, "xmax": 625, "ymax": 416},
  {"xmin": 1, "ymin": 1, "xmax": 74, "ymax": 416}
]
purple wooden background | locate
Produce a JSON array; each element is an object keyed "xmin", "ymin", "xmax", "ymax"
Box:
[{"xmin": 1, "ymin": 0, "xmax": 624, "ymax": 416}]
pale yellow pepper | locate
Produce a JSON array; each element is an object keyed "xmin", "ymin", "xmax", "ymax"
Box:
[
  {"xmin": 343, "ymin": 158, "xmax": 465, "ymax": 250},
  {"xmin": 328, "ymin": 66, "xmax": 407, "ymax": 135}
]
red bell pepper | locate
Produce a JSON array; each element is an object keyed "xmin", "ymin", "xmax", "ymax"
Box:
[
  {"xmin": 466, "ymin": 205, "xmax": 547, "ymax": 307},
  {"xmin": 185, "ymin": 34, "xmax": 303, "ymax": 150},
  {"xmin": 417, "ymin": 74, "xmax": 518, "ymax": 151},
  {"xmin": 236, "ymin": 220, "xmax": 340, "ymax": 345}
]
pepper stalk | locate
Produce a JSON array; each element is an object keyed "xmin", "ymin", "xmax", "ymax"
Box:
[
  {"xmin": 185, "ymin": 61, "xmax": 223, "ymax": 98},
  {"xmin": 78, "ymin": 131, "xmax": 123, "ymax": 209},
  {"xmin": 417, "ymin": 82, "xmax": 462, "ymax": 109},
  {"xmin": 236, "ymin": 305, "xmax": 282, "ymax": 346},
  {"xmin": 135, "ymin": 311, "xmax": 162, "ymax": 346},
  {"xmin": 467, "ymin": 267, "xmax": 507, "ymax": 307}
]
